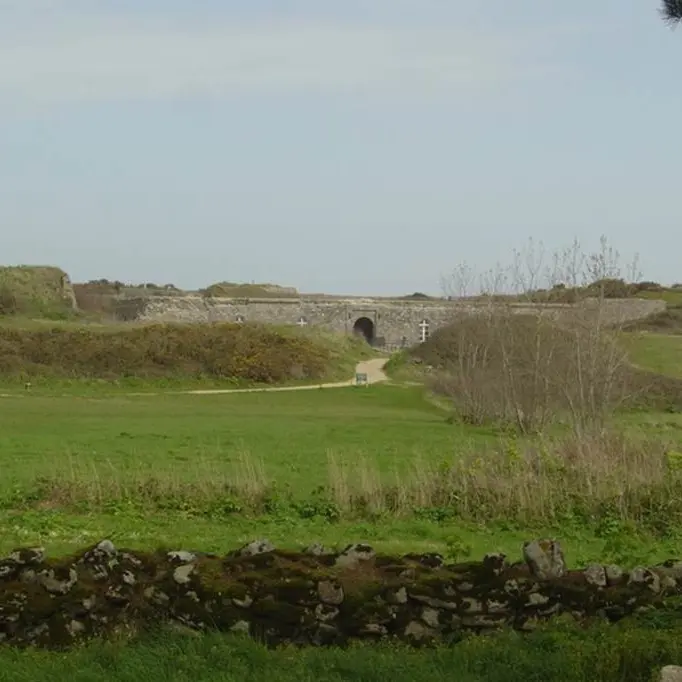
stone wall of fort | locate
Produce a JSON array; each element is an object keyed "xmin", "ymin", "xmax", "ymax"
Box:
[{"xmin": 113, "ymin": 295, "xmax": 666, "ymax": 347}]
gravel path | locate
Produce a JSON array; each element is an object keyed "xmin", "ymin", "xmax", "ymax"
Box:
[{"xmin": 176, "ymin": 357, "xmax": 389, "ymax": 396}]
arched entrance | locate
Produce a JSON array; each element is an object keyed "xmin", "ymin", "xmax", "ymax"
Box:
[{"xmin": 353, "ymin": 317, "xmax": 375, "ymax": 344}]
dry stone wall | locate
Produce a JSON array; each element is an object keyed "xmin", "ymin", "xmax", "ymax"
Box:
[
  {"xmin": 113, "ymin": 295, "xmax": 666, "ymax": 347},
  {"xmin": 1, "ymin": 537, "xmax": 682, "ymax": 650}
]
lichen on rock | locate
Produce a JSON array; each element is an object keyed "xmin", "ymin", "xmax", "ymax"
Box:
[
  {"xmin": 523, "ymin": 539, "xmax": 566, "ymax": 580},
  {"xmin": 317, "ymin": 581, "xmax": 344, "ymax": 606},
  {"xmin": 335, "ymin": 544, "xmax": 376, "ymax": 569},
  {"xmin": 584, "ymin": 564, "xmax": 607, "ymax": 588},
  {"xmin": 235, "ymin": 540, "xmax": 275, "ymax": 558}
]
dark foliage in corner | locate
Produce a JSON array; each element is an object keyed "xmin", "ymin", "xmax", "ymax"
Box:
[{"xmin": 662, "ymin": 0, "xmax": 682, "ymax": 25}]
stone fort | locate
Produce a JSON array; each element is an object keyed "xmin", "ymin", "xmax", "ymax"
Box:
[{"xmin": 114, "ymin": 294, "xmax": 665, "ymax": 348}]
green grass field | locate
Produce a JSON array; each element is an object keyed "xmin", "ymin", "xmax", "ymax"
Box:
[
  {"xmin": 1, "ymin": 382, "xmax": 682, "ymax": 559},
  {"xmin": 2, "ymin": 324, "xmax": 682, "ymax": 680},
  {"xmin": 623, "ymin": 332, "xmax": 682, "ymax": 378},
  {"xmin": 4, "ymin": 622, "xmax": 682, "ymax": 682},
  {"xmin": 636, "ymin": 289, "xmax": 682, "ymax": 306},
  {"xmin": 0, "ymin": 384, "xmax": 490, "ymax": 493}
]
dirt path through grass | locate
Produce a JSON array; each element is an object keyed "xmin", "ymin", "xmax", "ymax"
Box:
[
  {"xmin": 0, "ymin": 358, "xmax": 390, "ymax": 399},
  {"xmin": 147, "ymin": 357, "xmax": 390, "ymax": 396}
]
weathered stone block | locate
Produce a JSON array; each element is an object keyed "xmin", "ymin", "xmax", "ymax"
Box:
[
  {"xmin": 523, "ymin": 539, "xmax": 566, "ymax": 580},
  {"xmin": 660, "ymin": 666, "xmax": 682, "ymax": 682}
]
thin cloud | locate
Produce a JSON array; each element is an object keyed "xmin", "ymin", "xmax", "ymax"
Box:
[{"xmin": 0, "ymin": 9, "xmax": 546, "ymax": 106}]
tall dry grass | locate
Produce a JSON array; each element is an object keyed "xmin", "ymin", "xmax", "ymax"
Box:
[
  {"xmin": 325, "ymin": 430, "xmax": 681, "ymax": 527},
  {"xmin": 8, "ymin": 431, "xmax": 682, "ymax": 530},
  {"xmin": 18, "ymin": 449, "xmax": 271, "ymax": 513}
]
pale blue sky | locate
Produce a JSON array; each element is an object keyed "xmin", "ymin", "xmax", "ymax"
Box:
[{"xmin": 1, "ymin": 1, "xmax": 680, "ymax": 295}]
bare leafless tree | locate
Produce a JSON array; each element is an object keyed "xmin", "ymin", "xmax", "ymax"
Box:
[
  {"xmin": 552, "ymin": 238, "xmax": 586, "ymax": 290},
  {"xmin": 512, "ymin": 237, "xmax": 546, "ymax": 295},
  {"xmin": 436, "ymin": 237, "xmax": 641, "ymax": 435},
  {"xmin": 439, "ymin": 262, "xmax": 475, "ymax": 299}
]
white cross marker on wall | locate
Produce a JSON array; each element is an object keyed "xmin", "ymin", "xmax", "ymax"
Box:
[
  {"xmin": 419, "ymin": 319, "xmax": 430, "ymax": 343},
  {"xmin": 298, "ymin": 317, "xmax": 308, "ymax": 327}
]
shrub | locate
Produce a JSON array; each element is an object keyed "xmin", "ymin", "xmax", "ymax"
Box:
[
  {"xmin": 200, "ymin": 282, "xmax": 298, "ymax": 298},
  {"xmin": 413, "ymin": 311, "xmax": 630, "ymax": 434},
  {"xmin": 0, "ymin": 323, "xmax": 332, "ymax": 383},
  {"xmin": 0, "ymin": 284, "xmax": 18, "ymax": 315},
  {"xmin": 585, "ymin": 278, "xmax": 634, "ymax": 299},
  {"xmin": 624, "ymin": 306, "xmax": 682, "ymax": 335},
  {"xmin": 632, "ymin": 281, "xmax": 664, "ymax": 293}
]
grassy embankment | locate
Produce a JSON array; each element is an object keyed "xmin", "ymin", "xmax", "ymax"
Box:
[
  {"xmin": 0, "ymin": 322, "xmax": 372, "ymax": 393},
  {"xmin": 0, "ymin": 265, "xmax": 76, "ymax": 319}
]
